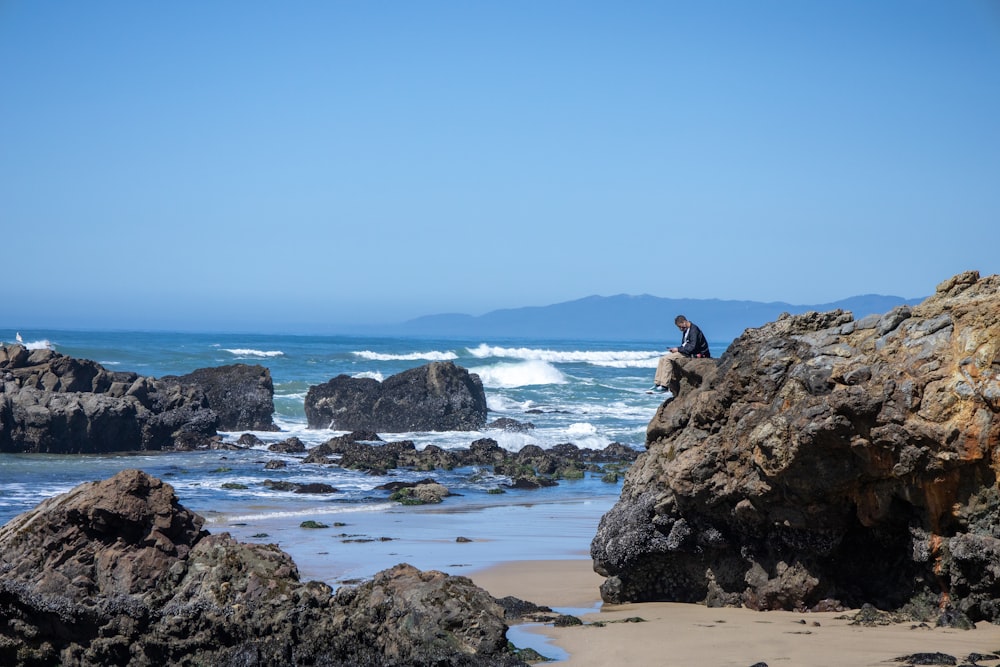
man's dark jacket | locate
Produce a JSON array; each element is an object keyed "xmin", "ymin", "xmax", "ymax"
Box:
[{"xmin": 678, "ymin": 322, "xmax": 711, "ymax": 358}]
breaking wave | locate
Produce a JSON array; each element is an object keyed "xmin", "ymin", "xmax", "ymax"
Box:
[
  {"xmin": 224, "ymin": 348, "xmax": 285, "ymax": 358},
  {"xmin": 353, "ymin": 350, "xmax": 458, "ymax": 361},
  {"xmin": 471, "ymin": 360, "xmax": 567, "ymax": 388},
  {"xmin": 467, "ymin": 344, "xmax": 659, "ymax": 368}
]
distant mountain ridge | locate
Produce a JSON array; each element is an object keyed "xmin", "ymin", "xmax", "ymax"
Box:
[{"xmin": 393, "ymin": 293, "xmax": 923, "ymax": 343}]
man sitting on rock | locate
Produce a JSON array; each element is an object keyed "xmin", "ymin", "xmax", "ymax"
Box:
[{"xmin": 649, "ymin": 315, "xmax": 711, "ymax": 396}]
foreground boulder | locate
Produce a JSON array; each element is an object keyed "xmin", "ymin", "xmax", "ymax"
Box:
[
  {"xmin": 591, "ymin": 271, "xmax": 1000, "ymax": 622},
  {"xmin": 0, "ymin": 347, "xmax": 276, "ymax": 452},
  {"xmin": 305, "ymin": 361, "xmax": 487, "ymax": 432},
  {"xmin": 0, "ymin": 469, "xmax": 525, "ymax": 666}
]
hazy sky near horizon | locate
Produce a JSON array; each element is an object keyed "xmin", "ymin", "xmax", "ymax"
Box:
[{"xmin": 2, "ymin": 1, "xmax": 998, "ymax": 332}]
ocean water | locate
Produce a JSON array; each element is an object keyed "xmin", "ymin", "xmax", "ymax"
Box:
[{"xmin": 0, "ymin": 330, "xmax": 728, "ymax": 586}]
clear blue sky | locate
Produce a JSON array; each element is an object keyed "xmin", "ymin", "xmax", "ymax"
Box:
[{"xmin": 2, "ymin": 1, "xmax": 998, "ymax": 332}]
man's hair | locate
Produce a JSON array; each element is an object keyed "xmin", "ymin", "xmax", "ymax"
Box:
[{"xmin": 674, "ymin": 315, "xmax": 688, "ymax": 326}]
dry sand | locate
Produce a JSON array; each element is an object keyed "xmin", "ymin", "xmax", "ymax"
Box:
[{"xmin": 470, "ymin": 559, "xmax": 1000, "ymax": 667}]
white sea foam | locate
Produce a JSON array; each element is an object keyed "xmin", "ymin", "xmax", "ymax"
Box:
[
  {"xmin": 490, "ymin": 431, "xmax": 540, "ymax": 451},
  {"xmin": 596, "ymin": 357, "xmax": 660, "ymax": 369},
  {"xmin": 568, "ymin": 434, "xmax": 615, "ymax": 450},
  {"xmin": 471, "ymin": 360, "xmax": 567, "ymax": 388},
  {"xmin": 353, "ymin": 350, "xmax": 458, "ymax": 361},
  {"xmin": 222, "ymin": 420, "xmax": 334, "ymax": 448},
  {"xmin": 566, "ymin": 422, "xmax": 598, "ymax": 436},
  {"xmin": 467, "ymin": 344, "xmax": 659, "ymax": 368},
  {"xmin": 491, "ymin": 422, "xmax": 615, "ymax": 451},
  {"xmin": 205, "ymin": 503, "xmax": 397, "ymax": 524},
  {"xmin": 587, "ymin": 401, "xmax": 655, "ymax": 420},
  {"xmin": 485, "ymin": 394, "xmax": 534, "ymax": 412},
  {"xmin": 11, "ymin": 337, "xmax": 54, "ymax": 351},
  {"xmin": 354, "ymin": 371, "xmax": 384, "ymax": 381},
  {"xmin": 275, "ymin": 391, "xmax": 309, "ymax": 402},
  {"xmin": 224, "ymin": 348, "xmax": 285, "ymax": 358}
]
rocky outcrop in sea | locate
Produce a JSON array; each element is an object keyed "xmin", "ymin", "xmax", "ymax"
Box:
[
  {"xmin": 161, "ymin": 364, "xmax": 277, "ymax": 432},
  {"xmin": 294, "ymin": 431, "xmax": 638, "ymax": 491},
  {"xmin": 591, "ymin": 271, "xmax": 1000, "ymax": 623},
  {"xmin": 305, "ymin": 361, "xmax": 488, "ymax": 432},
  {"xmin": 0, "ymin": 469, "xmax": 528, "ymax": 666},
  {"xmin": 0, "ymin": 345, "xmax": 275, "ymax": 452}
]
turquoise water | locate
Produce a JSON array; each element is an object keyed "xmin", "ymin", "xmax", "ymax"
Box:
[{"xmin": 0, "ymin": 329, "xmax": 729, "ymax": 586}]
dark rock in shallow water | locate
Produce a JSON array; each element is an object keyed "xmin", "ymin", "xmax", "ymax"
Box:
[
  {"xmin": 894, "ymin": 653, "xmax": 957, "ymax": 665},
  {"xmin": 390, "ymin": 482, "xmax": 451, "ymax": 505},
  {"xmin": 262, "ymin": 479, "xmax": 300, "ymax": 491},
  {"xmin": 487, "ymin": 417, "xmax": 535, "ymax": 432},
  {"xmin": 494, "ymin": 596, "xmax": 553, "ymax": 621},
  {"xmin": 304, "ymin": 430, "xmax": 383, "ymax": 460},
  {"xmin": 376, "ymin": 478, "xmax": 452, "ymax": 505},
  {"xmin": 238, "ymin": 432, "xmax": 265, "ymax": 446},
  {"xmin": 260, "ymin": 479, "xmax": 338, "ymax": 494},
  {"xmin": 595, "ymin": 442, "xmax": 643, "ymax": 462},
  {"xmin": 377, "ymin": 477, "xmax": 439, "ymax": 492},
  {"xmin": 267, "ymin": 435, "xmax": 307, "ymax": 453},
  {"xmin": 163, "ymin": 363, "xmax": 278, "ymax": 432},
  {"xmin": 505, "ymin": 475, "xmax": 559, "ymax": 490},
  {"xmin": 338, "ymin": 439, "xmax": 421, "ymax": 472},
  {"xmin": 0, "ymin": 344, "xmax": 218, "ymax": 453},
  {"xmin": 0, "ymin": 347, "xmax": 280, "ymax": 453},
  {"xmin": 298, "ymin": 432, "xmax": 640, "ymax": 495},
  {"xmin": 469, "ymin": 437, "xmax": 509, "ymax": 464},
  {"xmin": 552, "ymin": 614, "xmax": 583, "ymax": 626},
  {"xmin": 0, "ymin": 469, "xmax": 527, "ymax": 666},
  {"xmin": 304, "ymin": 361, "xmax": 487, "ymax": 432},
  {"xmin": 591, "ymin": 271, "xmax": 1000, "ymax": 620},
  {"xmin": 295, "ymin": 482, "xmax": 339, "ymax": 494}
]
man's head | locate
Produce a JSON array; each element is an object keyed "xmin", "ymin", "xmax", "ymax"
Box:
[{"xmin": 674, "ymin": 315, "xmax": 690, "ymax": 329}]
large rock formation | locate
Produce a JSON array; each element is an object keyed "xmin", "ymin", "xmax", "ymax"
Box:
[
  {"xmin": 163, "ymin": 364, "xmax": 278, "ymax": 432},
  {"xmin": 0, "ymin": 469, "xmax": 526, "ymax": 666},
  {"xmin": 0, "ymin": 346, "xmax": 277, "ymax": 452},
  {"xmin": 305, "ymin": 361, "xmax": 488, "ymax": 432},
  {"xmin": 591, "ymin": 271, "xmax": 1000, "ymax": 622}
]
